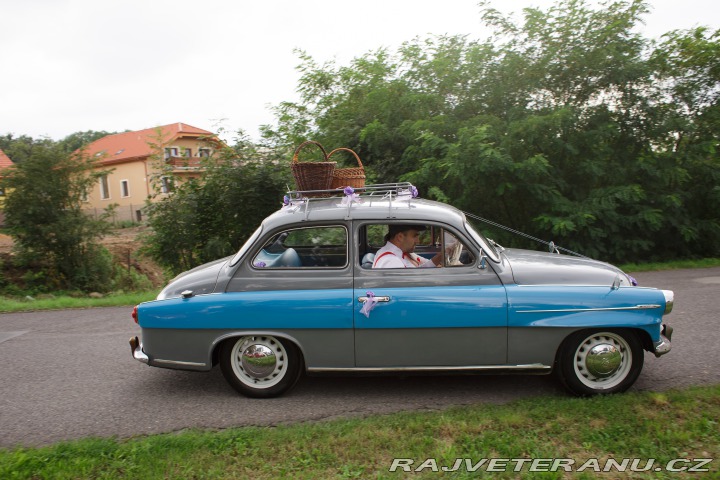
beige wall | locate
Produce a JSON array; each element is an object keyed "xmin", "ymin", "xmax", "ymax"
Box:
[
  {"xmin": 87, "ymin": 161, "xmax": 150, "ymax": 209},
  {"xmin": 83, "ymin": 137, "xmax": 216, "ymax": 217}
]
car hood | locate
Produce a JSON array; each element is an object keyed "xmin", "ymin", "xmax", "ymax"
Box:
[
  {"xmin": 501, "ymin": 248, "xmax": 633, "ymax": 287},
  {"xmin": 156, "ymin": 256, "xmax": 231, "ymax": 300}
]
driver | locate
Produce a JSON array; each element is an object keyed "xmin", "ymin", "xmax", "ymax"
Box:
[{"xmin": 372, "ymin": 225, "xmax": 442, "ymax": 268}]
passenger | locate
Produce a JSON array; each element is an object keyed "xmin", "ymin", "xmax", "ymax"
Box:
[{"xmin": 372, "ymin": 225, "xmax": 442, "ymax": 268}]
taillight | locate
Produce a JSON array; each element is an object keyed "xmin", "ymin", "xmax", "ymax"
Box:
[{"xmin": 131, "ymin": 305, "xmax": 139, "ymax": 324}]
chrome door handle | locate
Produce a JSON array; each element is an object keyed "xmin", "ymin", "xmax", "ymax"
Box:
[{"xmin": 358, "ymin": 296, "xmax": 390, "ymax": 303}]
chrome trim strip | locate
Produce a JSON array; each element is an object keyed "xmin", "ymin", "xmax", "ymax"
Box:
[
  {"xmin": 308, "ymin": 363, "xmax": 551, "ymax": 373},
  {"xmin": 517, "ymin": 305, "xmax": 661, "ymax": 314},
  {"xmin": 153, "ymin": 358, "xmax": 207, "ymax": 367},
  {"xmin": 514, "ymin": 285, "xmax": 656, "ymax": 289}
]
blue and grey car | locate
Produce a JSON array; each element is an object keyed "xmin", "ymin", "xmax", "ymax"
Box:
[{"xmin": 130, "ymin": 183, "xmax": 673, "ymax": 398}]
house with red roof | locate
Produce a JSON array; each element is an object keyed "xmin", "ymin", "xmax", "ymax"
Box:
[
  {"xmin": 0, "ymin": 148, "xmax": 14, "ymax": 224},
  {"xmin": 0, "ymin": 147, "xmax": 14, "ymax": 190},
  {"xmin": 80, "ymin": 122, "xmax": 224, "ymax": 222},
  {"xmin": 0, "ymin": 148, "xmax": 12, "ymax": 170}
]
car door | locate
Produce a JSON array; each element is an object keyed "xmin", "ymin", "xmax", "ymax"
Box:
[
  {"xmin": 225, "ymin": 223, "xmax": 355, "ymax": 368},
  {"xmin": 352, "ymin": 222, "xmax": 508, "ymax": 367}
]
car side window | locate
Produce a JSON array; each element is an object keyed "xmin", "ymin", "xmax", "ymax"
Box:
[
  {"xmin": 253, "ymin": 226, "xmax": 348, "ymax": 269},
  {"xmin": 360, "ymin": 224, "xmax": 475, "ymax": 268},
  {"xmin": 366, "ymin": 224, "xmax": 432, "ymax": 248}
]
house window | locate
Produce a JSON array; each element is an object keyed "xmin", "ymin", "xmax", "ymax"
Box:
[
  {"xmin": 160, "ymin": 176, "xmax": 173, "ymax": 194},
  {"xmin": 164, "ymin": 147, "xmax": 179, "ymax": 159},
  {"xmin": 198, "ymin": 148, "xmax": 211, "ymax": 157},
  {"xmin": 100, "ymin": 175, "xmax": 110, "ymax": 200},
  {"xmin": 183, "ymin": 148, "xmax": 192, "ymax": 157},
  {"xmin": 120, "ymin": 180, "xmax": 130, "ymax": 198}
]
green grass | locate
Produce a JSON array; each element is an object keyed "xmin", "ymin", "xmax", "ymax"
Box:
[
  {"xmin": 1, "ymin": 385, "xmax": 718, "ymax": 479},
  {"xmin": 0, "ymin": 291, "xmax": 157, "ymax": 313},
  {"xmin": 619, "ymin": 257, "xmax": 720, "ymax": 272}
]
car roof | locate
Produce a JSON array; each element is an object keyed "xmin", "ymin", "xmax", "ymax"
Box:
[{"xmin": 262, "ymin": 195, "xmax": 467, "ymax": 231}]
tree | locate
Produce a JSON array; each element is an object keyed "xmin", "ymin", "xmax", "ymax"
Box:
[
  {"xmin": 646, "ymin": 27, "xmax": 720, "ymax": 257},
  {"xmin": 1, "ymin": 143, "xmax": 113, "ymax": 291},
  {"xmin": 0, "ymin": 130, "xmax": 115, "ymax": 164},
  {"xmin": 57, "ymin": 130, "xmax": 118, "ymax": 154},
  {"xmin": 0, "ymin": 134, "xmax": 54, "ymax": 164},
  {"xmin": 262, "ymin": 0, "xmax": 720, "ymax": 263}
]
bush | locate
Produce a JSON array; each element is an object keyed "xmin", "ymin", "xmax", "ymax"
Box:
[
  {"xmin": 142, "ymin": 154, "xmax": 292, "ymax": 276},
  {"xmin": 112, "ymin": 264, "xmax": 153, "ymax": 292},
  {"xmin": 1, "ymin": 143, "xmax": 114, "ymax": 292}
]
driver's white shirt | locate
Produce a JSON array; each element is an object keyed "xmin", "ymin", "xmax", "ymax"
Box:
[{"xmin": 372, "ymin": 241, "xmax": 435, "ymax": 269}]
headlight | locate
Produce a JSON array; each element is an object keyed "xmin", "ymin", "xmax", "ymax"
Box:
[{"xmin": 662, "ymin": 290, "xmax": 674, "ymax": 315}]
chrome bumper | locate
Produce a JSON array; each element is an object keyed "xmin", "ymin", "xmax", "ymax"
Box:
[
  {"xmin": 653, "ymin": 324, "xmax": 673, "ymax": 358},
  {"xmin": 129, "ymin": 336, "xmax": 148, "ymax": 364}
]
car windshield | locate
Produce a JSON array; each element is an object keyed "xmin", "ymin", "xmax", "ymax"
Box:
[{"xmin": 229, "ymin": 226, "xmax": 263, "ymax": 267}]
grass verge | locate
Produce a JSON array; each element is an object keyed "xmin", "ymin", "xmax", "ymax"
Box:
[
  {"xmin": 0, "ymin": 291, "xmax": 157, "ymax": 313},
  {"xmin": 619, "ymin": 258, "xmax": 720, "ymax": 272},
  {"xmin": 1, "ymin": 385, "xmax": 718, "ymax": 479}
]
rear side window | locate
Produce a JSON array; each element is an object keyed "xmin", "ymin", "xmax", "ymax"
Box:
[{"xmin": 253, "ymin": 226, "xmax": 348, "ymax": 269}]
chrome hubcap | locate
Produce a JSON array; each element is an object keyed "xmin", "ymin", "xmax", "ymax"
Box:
[
  {"xmin": 585, "ymin": 343, "xmax": 622, "ymax": 378},
  {"xmin": 574, "ymin": 333, "xmax": 631, "ymax": 390},
  {"xmin": 230, "ymin": 336, "xmax": 287, "ymax": 389},
  {"xmin": 241, "ymin": 344, "xmax": 277, "ymax": 378}
]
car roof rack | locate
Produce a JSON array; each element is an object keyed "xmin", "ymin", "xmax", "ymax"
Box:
[
  {"xmin": 284, "ymin": 182, "xmax": 419, "ymax": 220},
  {"xmin": 285, "ymin": 182, "xmax": 417, "ymax": 201}
]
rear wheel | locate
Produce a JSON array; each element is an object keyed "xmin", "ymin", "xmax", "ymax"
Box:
[
  {"xmin": 558, "ymin": 330, "xmax": 643, "ymax": 396},
  {"xmin": 219, "ymin": 335, "xmax": 302, "ymax": 398}
]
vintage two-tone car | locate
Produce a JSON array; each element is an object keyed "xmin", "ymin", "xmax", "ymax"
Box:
[{"xmin": 130, "ymin": 183, "xmax": 673, "ymax": 398}]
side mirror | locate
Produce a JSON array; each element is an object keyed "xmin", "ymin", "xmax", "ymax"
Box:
[{"xmin": 479, "ymin": 254, "xmax": 487, "ymax": 270}]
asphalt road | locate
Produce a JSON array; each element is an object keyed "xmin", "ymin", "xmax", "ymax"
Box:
[{"xmin": 1, "ymin": 267, "xmax": 718, "ymax": 448}]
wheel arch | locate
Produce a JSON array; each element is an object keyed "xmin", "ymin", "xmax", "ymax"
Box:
[{"xmin": 553, "ymin": 327, "xmax": 652, "ymax": 368}]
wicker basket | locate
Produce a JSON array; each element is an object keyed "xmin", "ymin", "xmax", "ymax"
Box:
[
  {"xmin": 328, "ymin": 148, "xmax": 366, "ymax": 189},
  {"xmin": 291, "ymin": 141, "xmax": 336, "ymax": 196}
]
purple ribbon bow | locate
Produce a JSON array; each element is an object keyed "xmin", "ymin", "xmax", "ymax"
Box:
[
  {"xmin": 360, "ymin": 291, "xmax": 378, "ymax": 318},
  {"xmin": 341, "ymin": 186, "xmax": 362, "ymax": 206}
]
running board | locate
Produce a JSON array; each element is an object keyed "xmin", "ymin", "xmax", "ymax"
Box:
[{"xmin": 308, "ymin": 364, "xmax": 551, "ymax": 373}]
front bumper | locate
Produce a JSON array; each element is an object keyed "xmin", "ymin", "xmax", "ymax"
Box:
[
  {"xmin": 129, "ymin": 336, "xmax": 149, "ymax": 364},
  {"xmin": 652, "ymin": 324, "xmax": 673, "ymax": 358}
]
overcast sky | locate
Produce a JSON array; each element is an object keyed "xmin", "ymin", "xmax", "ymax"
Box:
[{"xmin": 1, "ymin": 0, "xmax": 717, "ymax": 143}]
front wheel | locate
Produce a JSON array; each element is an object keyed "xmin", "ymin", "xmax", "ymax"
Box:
[
  {"xmin": 219, "ymin": 335, "xmax": 302, "ymax": 398},
  {"xmin": 557, "ymin": 330, "xmax": 643, "ymax": 396}
]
